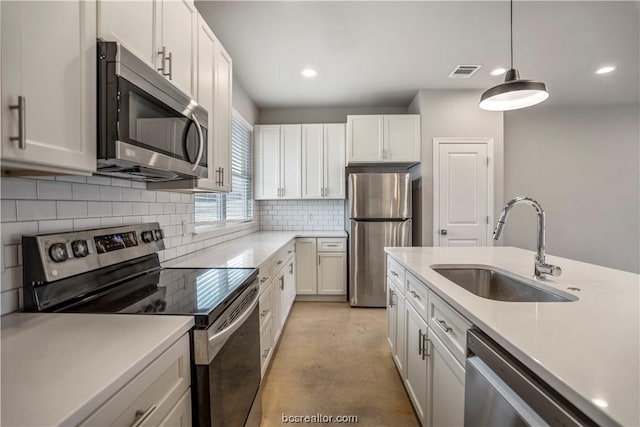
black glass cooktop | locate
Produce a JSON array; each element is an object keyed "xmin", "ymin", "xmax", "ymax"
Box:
[{"xmin": 59, "ymin": 267, "xmax": 258, "ymax": 328}]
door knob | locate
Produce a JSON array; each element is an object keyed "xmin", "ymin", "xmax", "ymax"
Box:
[{"xmin": 440, "ymin": 229, "xmax": 447, "ymax": 235}]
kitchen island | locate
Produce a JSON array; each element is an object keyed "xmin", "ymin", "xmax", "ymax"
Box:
[{"xmin": 385, "ymin": 246, "xmax": 639, "ymax": 426}]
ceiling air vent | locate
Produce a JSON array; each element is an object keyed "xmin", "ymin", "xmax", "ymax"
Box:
[{"xmin": 449, "ymin": 65, "xmax": 482, "ymax": 79}]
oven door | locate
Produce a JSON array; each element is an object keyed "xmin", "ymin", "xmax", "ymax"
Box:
[{"xmin": 193, "ymin": 282, "xmax": 261, "ymax": 427}]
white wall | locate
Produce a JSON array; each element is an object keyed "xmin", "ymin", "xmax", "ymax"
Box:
[
  {"xmin": 233, "ymin": 77, "xmax": 259, "ymax": 125},
  {"xmin": 258, "ymin": 106, "xmax": 407, "ymax": 124},
  {"xmin": 412, "ymin": 89, "xmax": 505, "ymax": 246},
  {"xmin": 503, "ymin": 104, "xmax": 640, "ymax": 273}
]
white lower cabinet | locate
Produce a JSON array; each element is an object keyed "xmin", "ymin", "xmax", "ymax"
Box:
[
  {"xmin": 81, "ymin": 334, "xmax": 191, "ymax": 426},
  {"xmin": 387, "ymin": 255, "xmax": 470, "ymax": 427},
  {"xmin": 260, "ymin": 316, "xmax": 274, "ymax": 378},
  {"xmin": 405, "ymin": 303, "xmax": 430, "ymax": 425},
  {"xmin": 295, "ymin": 238, "xmax": 346, "ymax": 298}
]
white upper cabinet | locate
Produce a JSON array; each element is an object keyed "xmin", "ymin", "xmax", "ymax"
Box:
[
  {"xmin": 323, "ymin": 123, "xmax": 346, "ymax": 199},
  {"xmin": 347, "ymin": 115, "xmax": 421, "ymax": 164},
  {"xmin": 301, "ymin": 123, "xmax": 346, "ymax": 200},
  {"xmin": 97, "ymin": 0, "xmax": 156, "ymax": 69},
  {"xmin": 254, "ymin": 125, "xmax": 302, "ymax": 200},
  {"xmin": 212, "ymin": 42, "xmax": 233, "ymax": 192},
  {"xmin": 1, "ymin": 0, "xmax": 96, "ymax": 175},
  {"xmin": 156, "ymin": 0, "xmax": 197, "ymax": 98}
]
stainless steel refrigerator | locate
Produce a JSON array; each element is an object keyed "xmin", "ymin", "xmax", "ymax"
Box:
[{"xmin": 347, "ymin": 173, "xmax": 412, "ymax": 307}]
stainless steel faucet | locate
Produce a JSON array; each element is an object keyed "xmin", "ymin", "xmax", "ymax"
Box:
[{"xmin": 493, "ymin": 196, "xmax": 562, "ymax": 278}]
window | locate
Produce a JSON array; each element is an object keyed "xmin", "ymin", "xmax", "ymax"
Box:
[{"xmin": 195, "ymin": 112, "xmax": 254, "ymax": 226}]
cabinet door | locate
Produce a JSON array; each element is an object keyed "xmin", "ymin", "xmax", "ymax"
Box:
[
  {"xmin": 323, "ymin": 123, "xmax": 346, "ymax": 199},
  {"xmin": 212, "ymin": 42, "xmax": 232, "ymax": 192},
  {"xmin": 158, "ymin": 389, "xmax": 192, "ymax": 427},
  {"xmin": 405, "ymin": 304, "xmax": 430, "ymax": 425},
  {"xmin": 192, "ymin": 17, "xmax": 217, "ymax": 191},
  {"xmin": 346, "ymin": 115, "xmax": 383, "ymax": 163},
  {"xmin": 157, "ymin": 0, "xmax": 196, "ymax": 97},
  {"xmin": 97, "ymin": 0, "xmax": 155, "ymax": 68},
  {"xmin": 295, "ymin": 238, "xmax": 317, "ymax": 295},
  {"xmin": 430, "ymin": 330, "xmax": 465, "ymax": 427},
  {"xmin": 317, "ymin": 252, "xmax": 346, "ymax": 295},
  {"xmin": 1, "ymin": 1, "xmax": 96, "ymax": 175},
  {"xmin": 260, "ymin": 317, "xmax": 274, "ymax": 378},
  {"xmin": 254, "ymin": 125, "xmax": 280, "ymax": 199},
  {"xmin": 383, "ymin": 115, "xmax": 421, "ymax": 162},
  {"xmin": 280, "ymin": 125, "xmax": 302, "ymax": 199},
  {"xmin": 387, "ymin": 279, "xmax": 398, "ymax": 357},
  {"xmin": 284, "ymin": 258, "xmax": 296, "ymax": 312},
  {"xmin": 271, "ymin": 272, "xmax": 285, "ymax": 343},
  {"xmin": 395, "ymin": 285, "xmax": 406, "ymax": 377},
  {"xmin": 301, "ymin": 124, "xmax": 324, "ymax": 199}
]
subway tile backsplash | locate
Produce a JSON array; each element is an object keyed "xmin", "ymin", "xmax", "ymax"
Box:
[
  {"xmin": 0, "ymin": 176, "xmax": 259, "ymax": 315},
  {"xmin": 258, "ymin": 200, "xmax": 344, "ymax": 231}
]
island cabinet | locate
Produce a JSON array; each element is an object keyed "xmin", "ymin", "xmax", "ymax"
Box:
[
  {"xmin": 1, "ymin": 0, "xmax": 97, "ymax": 176},
  {"xmin": 295, "ymin": 238, "xmax": 347, "ymax": 300},
  {"xmin": 258, "ymin": 240, "xmax": 296, "ymax": 378},
  {"xmin": 80, "ymin": 334, "xmax": 192, "ymax": 426},
  {"xmin": 346, "ymin": 114, "xmax": 421, "ymax": 164},
  {"xmin": 386, "ymin": 255, "xmax": 470, "ymax": 427}
]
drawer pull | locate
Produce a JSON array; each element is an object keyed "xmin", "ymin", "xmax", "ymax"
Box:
[
  {"xmin": 260, "ymin": 277, "xmax": 268, "ymax": 283},
  {"xmin": 277, "ymin": 260, "xmax": 283, "ymax": 265},
  {"xmin": 388, "ymin": 289, "xmax": 395, "ymax": 307},
  {"xmin": 288, "ymin": 250, "xmax": 293, "ymax": 254},
  {"xmin": 436, "ymin": 318, "xmax": 452, "ymax": 333},
  {"xmin": 262, "ymin": 348, "xmax": 271, "ymax": 359},
  {"xmin": 390, "ymin": 270, "xmax": 399, "ymax": 277},
  {"xmin": 409, "ymin": 290, "xmax": 421, "ymax": 300},
  {"xmin": 326, "ymin": 244, "xmax": 338, "ymax": 247},
  {"xmin": 418, "ymin": 329, "xmax": 424, "ymax": 358},
  {"xmin": 260, "ymin": 309, "xmax": 269, "ymax": 317},
  {"xmin": 131, "ymin": 404, "xmax": 157, "ymax": 427}
]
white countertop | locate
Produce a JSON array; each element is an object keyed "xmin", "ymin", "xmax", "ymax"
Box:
[
  {"xmin": 1, "ymin": 313, "xmax": 194, "ymax": 426},
  {"xmin": 164, "ymin": 231, "xmax": 347, "ymax": 269},
  {"xmin": 384, "ymin": 246, "xmax": 639, "ymax": 427}
]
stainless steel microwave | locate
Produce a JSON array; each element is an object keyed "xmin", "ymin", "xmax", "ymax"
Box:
[{"xmin": 97, "ymin": 40, "xmax": 208, "ymax": 182}]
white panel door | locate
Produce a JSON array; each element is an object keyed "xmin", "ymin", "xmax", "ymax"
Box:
[
  {"xmin": 301, "ymin": 124, "xmax": 324, "ymax": 199},
  {"xmin": 280, "ymin": 125, "xmax": 302, "ymax": 199},
  {"xmin": 295, "ymin": 238, "xmax": 317, "ymax": 295},
  {"xmin": 317, "ymin": 253, "xmax": 346, "ymax": 295},
  {"xmin": 323, "ymin": 123, "xmax": 346, "ymax": 199},
  {"xmin": 384, "ymin": 115, "xmax": 421, "ymax": 162},
  {"xmin": 212, "ymin": 42, "xmax": 232, "ymax": 192},
  {"xmin": 437, "ymin": 143, "xmax": 488, "ymax": 247},
  {"xmin": 1, "ymin": 0, "xmax": 96, "ymax": 175},
  {"xmin": 157, "ymin": 0, "xmax": 196, "ymax": 97},
  {"xmin": 97, "ymin": 0, "xmax": 155, "ymax": 68},
  {"xmin": 347, "ymin": 115, "xmax": 383, "ymax": 162},
  {"xmin": 254, "ymin": 125, "xmax": 280, "ymax": 199}
]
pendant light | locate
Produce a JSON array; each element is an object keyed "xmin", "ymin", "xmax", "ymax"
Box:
[{"xmin": 479, "ymin": 0, "xmax": 549, "ymax": 111}]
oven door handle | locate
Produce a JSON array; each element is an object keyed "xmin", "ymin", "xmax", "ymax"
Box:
[
  {"xmin": 191, "ymin": 113, "xmax": 205, "ymax": 171},
  {"xmin": 204, "ymin": 290, "xmax": 259, "ymax": 363}
]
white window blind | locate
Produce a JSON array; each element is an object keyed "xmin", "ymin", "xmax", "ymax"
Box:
[{"xmin": 195, "ymin": 113, "xmax": 253, "ymax": 225}]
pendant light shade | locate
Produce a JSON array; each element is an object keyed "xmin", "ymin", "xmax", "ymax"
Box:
[
  {"xmin": 479, "ymin": 69, "xmax": 549, "ymax": 111},
  {"xmin": 479, "ymin": 1, "xmax": 549, "ymax": 111}
]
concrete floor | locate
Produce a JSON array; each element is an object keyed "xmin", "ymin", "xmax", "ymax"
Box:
[{"xmin": 260, "ymin": 302, "xmax": 419, "ymax": 427}]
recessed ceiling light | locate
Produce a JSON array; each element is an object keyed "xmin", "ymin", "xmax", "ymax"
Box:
[
  {"xmin": 490, "ymin": 68, "xmax": 507, "ymax": 76},
  {"xmin": 595, "ymin": 66, "xmax": 616, "ymax": 74},
  {"xmin": 301, "ymin": 68, "xmax": 317, "ymax": 78}
]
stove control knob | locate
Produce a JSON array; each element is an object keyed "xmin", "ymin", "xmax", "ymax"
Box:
[
  {"xmin": 71, "ymin": 240, "xmax": 89, "ymax": 258},
  {"xmin": 154, "ymin": 229, "xmax": 163, "ymax": 240},
  {"xmin": 141, "ymin": 231, "xmax": 155, "ymax": 243},
  {"xmin": 49, "ymin": 243, "xmax": 68, "ymax": 263}
]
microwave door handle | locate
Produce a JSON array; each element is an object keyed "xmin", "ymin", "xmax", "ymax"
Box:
[{"xmin": 191, "ymin": 113, "xmax": 205, "ymax": 171}]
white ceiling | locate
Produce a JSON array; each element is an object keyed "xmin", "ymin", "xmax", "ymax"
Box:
[{"xmin": 196, "ymin": 1, "xmax": 640, "ymax": 109}]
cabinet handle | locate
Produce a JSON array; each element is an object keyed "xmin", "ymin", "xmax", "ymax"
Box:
[
  {"xmin": 262, "ymin": 348, "xmax": 270, "ymax": 359},
  {"xmin": 280, "ymin": 277, "xmax": 284, "ymax": 290},
  {"xmin": 260, "ymin": 277, "xmax": 268, "ymax": 283},
  {"xmin": 277, "ymin": 260, "xmax": 283, "ymax": 265},
  {"xmin": 165, "ymin": 51, "xmax": 173, "ymax": 80},
  {"xmin": 390, "ymin": 270, "xmax": 399, "ymax": 277},
  {"xmin": 318, "ymin": 256, "xmax": 321, "ymax": 265},
  {"xmin": 423, "ymin": 337, "xmax": 431, "ymax": 359},
  {"xmin": 436, "ymin": 318, "xmax": 453, "ymax": 333},
  {"xmin": 289, "ymin": 263, "xmax": 293, "ymax": 274},
  {"xmin": 409, "ymin": 290, "xmax": 421, "ymax": 300},
  {"xmin": 260, "ymin": 309, "xmax": 269, "ymax": 317},
  {"xmin": 157, "ymin": 46, "xmax": 167, "ymax": 73},
  {"xmin": 131, "ymin": 404, "xmax": 157, "ymax": 427},
  {"xmin": 418, "ymin": 329, "xmax": 424, "ymax": 357},
  {"xmin": 9, "ymin": 96, "xmax": 26, "ymax": 150},
  {"xmin": 220, "ymin": 167, "xmax": 224, "ymax": 186},
  {"xmin": 388, "ymin": 289, "xmax": 395, "ymax": 307}
]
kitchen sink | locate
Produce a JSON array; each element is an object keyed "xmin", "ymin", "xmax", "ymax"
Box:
[{"xmin": 432, "ymin": 266, "xmax": 576, "ymax": 302}]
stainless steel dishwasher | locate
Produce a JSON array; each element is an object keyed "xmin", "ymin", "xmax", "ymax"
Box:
[{"xmin": 464, "ymin": 329, "xmax": 596, "ymax": 427}]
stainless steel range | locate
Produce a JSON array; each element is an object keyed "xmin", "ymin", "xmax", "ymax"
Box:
[{"xmin": 22, "ymin": 223, "xmax": 261, "ymax": 427}]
